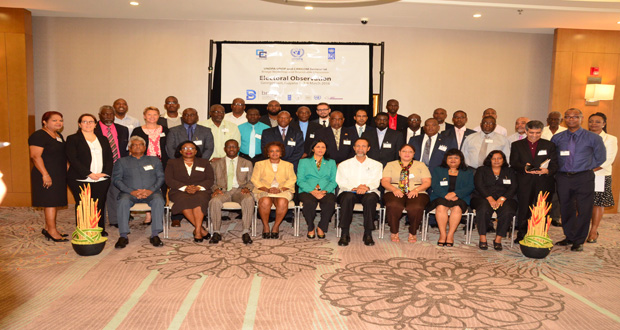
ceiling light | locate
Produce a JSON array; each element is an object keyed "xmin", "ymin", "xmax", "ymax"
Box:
[
  {"xmin": 473, "ymin": 13, "xmax": 482, "ymax": 18},
  {"xmin": 305, "ymin": 6, "xmax": 313, "ymax": 10},
  {"xmin": 130, "ymin": 1, "xmax": 139, "ymax": 5}
]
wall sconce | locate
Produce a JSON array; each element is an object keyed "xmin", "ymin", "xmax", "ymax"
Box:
[{"xmin": 585, "ymin": 76, "xmax": 615, "ymax": 106}]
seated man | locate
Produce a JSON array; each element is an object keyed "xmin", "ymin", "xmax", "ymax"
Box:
[
  {"xmin": 208, "ymin": 140, "xmax": 255, "ymax": 245},
  {"xmin": 335, "ymin": 138, "xmax": 383, "ymax": 247},
  {"xmin": 113, "ymin": 136, "xmax": 165, "ymax": 248}
]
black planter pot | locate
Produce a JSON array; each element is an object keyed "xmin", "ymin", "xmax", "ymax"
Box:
[
  {"xmin": 520, "ymin": 243, "xmax": 551, "ymax": 259},
  {"xmin": 72, "ymin": 240, "xmax": 106, "ymax": 256}
]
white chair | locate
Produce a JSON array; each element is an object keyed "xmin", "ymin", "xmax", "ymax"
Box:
[
  {"xmin": 296, "ymin": 202, "xmax": 340, "ymax": 237},
  {"xmin": 130, "ymin": 202, "xmax": 171, "ymax": 239},
  {"xmin": 252, "ymin": 200, "xmax": 298, "ymax": 237},
  {"xmin": 334, "ymin": 203, "xmax": 386, "ymax": 238},
  {"xmin": 421, "ymin": 208, "xmax": 474, "ymax": 244},
  {"xmin": 466, "ymin": 211, "xmax": 517, "ymax": 248},
  {"xmin": 206, "ymin": 201, "xmax": 243, "ymax": 233}
]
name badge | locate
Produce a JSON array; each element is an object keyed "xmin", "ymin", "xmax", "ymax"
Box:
[
  {"xmin": 484, "ymin": 139, "xmax": 493, "ymax": 143},
  {"xmin": 438, "ymin": 145, "xmax": 447, "ymax": 151},
  {"xmin": 195, "ymin": 166, "xmax": 205, "ymax": 172},
  {"xmin": 255, "ymin": 134, "xmax": 262, "ymax": 139},
  {"xmin": 195, "ymin": 140, "xmax": 203, "ymax": 146},
  {"xmin": 343, "ymin": 139, "xmax": 351, "ymax": 145},
  {"xmin": 383, "ymin": 142, "xmax": 392, "ymax": 149},
  {"xmin": 560, "ymin": 150, "xmax": 570, "ymax": 156},
  {"xmin": 143, "ymin": 165, "xmax": 154, "ymax": 171},
  {"xmin": 440, "ymin": 181, "xmax": 448, "ymax": 186},
  {"xmin": 160, "ymin": 132, "xmax": 166, "ymax": 137},
  {"xmin": 287, "ymin": 140, "xmax": 296, "ymax": 146},
  {"xmin": 240, "ymin": 167, "xmax": 249, "ymax": 172},
  {"xmin": 309, "ymin": 134, "xmax": 315, "ymax": 139},
  {"xmin": 409, "ymin": 173, "xmax": 415, "ymax": 179},
  {"xmin": 537, "ymin": 150, "xmax": 547, "ymax": 156},
  {"xmin": 503, "ymin": 179, "xmax": 511, "ymax": 184},
  {"xmin": 222, "ymin": 128, "xmax": 229, "ymax": 133},
  {"xmin": 56, "ymin": 137, "xmax": 63, "ymax": 142}
]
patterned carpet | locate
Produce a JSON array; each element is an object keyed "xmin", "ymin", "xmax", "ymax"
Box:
[{"xmin": 0, "ymin": 206, "xmax": 619, "ymax": 329}]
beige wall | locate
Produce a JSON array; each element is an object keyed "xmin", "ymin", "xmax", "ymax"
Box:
[{"xmin": 32, "ymin": 17, "xmax": 553, "ymax": 134}]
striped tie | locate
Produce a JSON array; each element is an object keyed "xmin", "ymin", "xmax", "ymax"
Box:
[{"xmin": 106, "ymin": 125, "xmax": 120, "ymax": 162}]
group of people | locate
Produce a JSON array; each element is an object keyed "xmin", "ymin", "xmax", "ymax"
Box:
[{"xmin": 28, "ymin": 96, "xmax": 615, "ymax": 252}]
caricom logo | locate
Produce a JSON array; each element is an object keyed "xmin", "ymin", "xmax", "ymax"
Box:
[
  {"xmin": 256, "ymin": 49, "xmax": 267, "ymax": 59},
  {"xmin": 290, "ymin": 48, "xmax": 304, "ymax": 58},
  {"xmin": 246, "ymin": 90, "xmax": 257, "ymax": 101}
]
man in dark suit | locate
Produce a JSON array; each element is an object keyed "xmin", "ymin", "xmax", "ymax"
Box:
[
  {"xmin": 405, "ymin": 113, "xmax": 424, "ymax": 143},
  {"xmin": 351, "ymin": 109, "xmax": 369, "ymax": 139},
  {"xmin": 96, "ymin": 105, "xmax": 129, "ymax": 229},
  {"xmin": 442, "ymin": 110, "xmax": 476, "ymax": 150},
  {"xmin": 385, "ymin": 99, "xmax": 408, "ymax": 136},
  {"xmin": 291, "ymin": 106, "xmax": 322, "ymax": 157},
  {"xmin": 433, "ymin": 108, "xmax": 454, "ymax": 133},
  {"xmin": 409, "ymin": 118, "xmax": 457, "ymax": 171},
  {"xmin": 510, "ymin": 120, "xmax": 558, "ymax": 242},
  {"xmin": 312, "ymin": 102, "xmax": 331, "ymax": 128},
  {"xmin": 166, "ymin": 108, "xmax": 214, "ymax": 160},
  {"xmin": 259, "ymin": 99, "xmax": 280, "ymax": 127},
  {"xmin": 314, "ymin": 111, "xmax": 357, "ymax": 164},
  {"xmin": 261, "ymin": 111, "xmax": 305, "ymax": 170},
  {"xmin": 362, "ymin": 112, "xmax": 404, "ymax": 167}
]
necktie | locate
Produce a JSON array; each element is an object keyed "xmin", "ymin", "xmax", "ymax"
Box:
[
  {"xmin": 358, "ymin": 127, "xmax": 363, "ymax": 137},
  {"xmin": 249, "ymin": 126, "xmax": 256, "ymax": 158},
  {"xmin": 334, "ymin": 128, "xmax": 340, "ymax": 150},
  {"xmin": 519, "ymin": 134, "xmax": 524, "ymax": 140},
  {"xmin": 227, "ymin": 158, "xmax": 234, "ymax": 190},
  {"xmin": 188, "ymin": 125, "xmax": 194, "ymax": 141},
  {"xmin": 422, "ymin": 137, "xmax": 431, "ymax": 165},
  {"xmin": 281, "ymin": 128, "xmax": 286, "ymax": 141},
  {"xmin": 106, "ymin": 125, "xmax": 120, "ymax": 162},
  {"xmin": 322, "ymin": 120, "xmax": 327, "ymax": 127},
  {"xmin": 566, "ymin": 133, "xmax": 576, "ymax": 171},
  {"xmin": 478, "ymin": 134, "xmax": 489, "ymax": 166}
]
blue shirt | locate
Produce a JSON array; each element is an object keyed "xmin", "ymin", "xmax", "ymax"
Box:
[
  {"xmin": 183, "ymin": 123, "xmax": 197, "ymax": 140},
  {"xmin": 298, "ymin": 121, "xmax": 308, "ymax": 140},
  {"xmin": 238, "ymin": 121, "xmax": 270, "ymax": 155},
  {"xmin": 551, "ymin": 127, "xmax": 606, "ymax": 172}
]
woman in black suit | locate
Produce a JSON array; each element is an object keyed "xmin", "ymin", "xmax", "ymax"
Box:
[
  {"xmin": 66, "ymin": 113, "xmax": 114, "ymax": 236},
  {"xmin": 471, "ymin": 150, "xmax": 517, "ymax": 251}
]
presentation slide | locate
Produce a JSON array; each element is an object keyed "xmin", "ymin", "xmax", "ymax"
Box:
[{"xmin": 220, "ymin": 43, "xmax": 370, "ymax": 105}]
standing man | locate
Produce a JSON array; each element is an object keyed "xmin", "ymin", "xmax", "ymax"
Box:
[
  {"xmin": 433, "ymin": 108, "xmax": 454, "ymax": 133},
  {"xmin": 462, "ymin": 116, "xmax": 511, "ymax": 169},
  {"xmin": 157, "ymin": 96, "xmax": 182, "ymax": 128},
  {"xmin": 259, "ymin": 100, "xmax": 281, "ymax": 127},
  {"xmin": 166, "ymin": 108, "xmax": 214, "ymax": 161},
  {"xmin": 351, "ymin": 109, "xmax": 369, "ymax": 139},
  {"xmin": 225, "ymin": 97, "xmax": 248, "ymax": 126},
  {"xmin": 551, "ymin": 108, "xmax": 606, "ymax": 252},
  {"xmin": 510, "ymin": 120, "xmax": 558, "ymax": 242},
  {"xmin": 314, "ymin": 111, "xmax": 357, "ymax": 164},
  {"xmin": 113, "ymin": 98, "xmax": 140, "ymax": 136},
  {"xmin": 362, "ymin": 112, "xmax": 404, "ymax": 167},
  {"xmin": 336, "ymin": 138, "xmax": 383, "ymax": 246},
  {"xmin": 409, "ymin": 118, "xmax": 457, "ymax": 171},
  {"xmin": 508, "ymin": 117, "xmax": 529, "ymax": 143},
  {"xmin": 405, "ymin": 113, "xmax": 424, "ymax": 143},
  {"xmin": 313, "ymin": 102, "xmax": 331, "ymax": 128},
  {"xmin": 261, "ymin": 111, "xmax": 304, "ymax": 169},
  {"xmin": 291, "ymin": 106, "xmax": 322, "ymax": 157},
  {"xmin": 474, "ymin": 108, "xmax": 508, "ymax": 136},
  {"xmin": 238, "ymin": 108, "xmax": 269, "ymax": 164},
  {"xmin": 541, "ymin": 111, "xmax": 567, "ymax": 141},
  {"xmin": 113, "ymin": 136, "xmax": 165, "ymax": 248},
  {"xmin": 199, "ymin": 104, "xmax": 241, "ymax": 162},
  {"xmin": 442, "ymin": 110, "xmax": 475, "ymax": 150},
  {"xmin": 96, "ymin": 105, "xmax": 129, "ymax": 229},
  {"xmin": 208, "ymin": 140, "xmax": 255, "ymax": 245},
  {"xmin": 385, "ymin": 99, "xmax": 408, "ymax": 135}
]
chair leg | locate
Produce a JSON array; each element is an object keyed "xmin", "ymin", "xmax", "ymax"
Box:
[
  {"xmin": 294, "ymin": 206, "xmax": 300, "ymax": 237},
  {"xmin": 421, "ymin": 212, "xmax": 429, "ymax": 242},
  {"xmin": 252, "ymin": 204, "xmax": 257, "ymax": 237},
  {"xmin": 163, "ymin": 206, "xmax": 170, "ymax": 239},
  {"xmin": 335, "ymin": 206, "xmax": 341, "ymax": 238},
  {"xmin": 510, "ymin": 215, "xmax": 516, "ymax": 248},
  {"xmin": 379, "ymin": 208, "xmax": 386, "ymax": 239}
]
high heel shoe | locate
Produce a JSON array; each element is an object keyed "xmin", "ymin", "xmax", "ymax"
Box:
[
  {"xmin": 41, "ymin": 229, "xmax": 68, "ymax": 242},
  {"xmin": 317, "ymin": 229, "xmax": 325, "ymax": 239},
  {"xmin": 271, "ymin": 232, "xmax": 279, "ymax": 239},
  {"xmin": 437, "ymin": 241, "xmax": 446, "ymax": 247},
  {"xmin": 194, "ymin": 237, "xmax": 204, "ymax": 243},
  {"xmin": 262, "ymin": 232, "xmax": 271, "ymax": 239},
  {"xmin": 307, "ymin": 230, "xmax": 316, "ymax": 239},
  {"xmin": 586, "ymin": 232, "xmax": 599, "ymax": 243}
]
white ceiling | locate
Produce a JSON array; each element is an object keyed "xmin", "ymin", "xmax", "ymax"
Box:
[{"xmin": 3, "ymin": 0, "xmax": 620, "ymax": 33}]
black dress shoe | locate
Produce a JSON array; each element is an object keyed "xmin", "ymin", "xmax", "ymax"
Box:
[
  {"xmin": 262, "ymin": 232, "xmax": 270, "ymax": 239},
  {"xmin": 363, "ymin": 235, "xmax": 375, "ymax": 246},
  {"xmin": 479, "ymin": 241, "xmax": 488, "ymax": 250},
  {"xmin": 203, "ymin": 233, "xmax": 212, "ymax": 240},
  {"xmin": 551, "ymin": 219, "xmax": 562, "ymax": 227},
  {"xmin": 271, "ymin": 232, "xmax": 279, "ymax": 239},
  {"xmin": 171, "ymin": 220, "xmax": 181, "ymax": 227},
  {"xmin": 242, "ymin": 233, "xmax": 253, "ymax": 245},
  {"xmin": 556, "ymin": 239, "xmax": 572, "ymax": 246},
  {"xmin": 209, "ymin": 232, "xmax": 222, "ymax": 244},
  {"xmin": 338, "ymin": 235, "xmax": 350, "ymax": 246},
  {"xmin": 571, "ymin": 243, "xmax": 584, "ymax": 251},
  {"xmin": 115, "ymin": 237, "xmax": 128, "ymax": 249},
  {"xmin": 101, "ymin": 230, "xmax": 109, "ymax": 237},
  {"xmin": 493, "ymin": 241, "xmax": 503, "ymax": 251},
  {"xmin": 150, "ymin": 236, "xmax": 164, "ymax": 247}
]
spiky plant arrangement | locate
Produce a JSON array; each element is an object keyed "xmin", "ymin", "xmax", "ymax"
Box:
[
  {"xmin": 519, "ymin": 191, "xmax": 553, "ymax": 249},
  {"xmin": 71, "ymin": 184, "xmax": 107, "ymax": 245}
]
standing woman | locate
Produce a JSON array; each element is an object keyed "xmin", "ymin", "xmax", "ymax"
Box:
[
  {"xmin": 66, "ymin": 114, "xmax": 114, "ymax": 236},
  {"xmin": 131, "ymin": 106, "xmax": 169, "ymax": 224},
  {"xmin": 588, "ymin": 112, "xmax": 618, "ymax": 243},
  {"xmin": 29, "ymin": 112, "xmax": 69, "ymax": 242}
]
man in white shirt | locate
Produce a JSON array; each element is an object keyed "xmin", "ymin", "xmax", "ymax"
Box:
[
  {"xmin": 474, "ymin": 108, "xmax": 508, "ymax": 136},
  {"xmin": 157, "ymin": 96, "xmax": 182, "ymax": 128},
  {"xmin": 352, "ymin": 109, "xmax": 369, "ymax": 139},
  {"xmin": 433, "ymin": 108, "xmax": 453, "ymax": 132},
  {"xmin": 541, "ymin": 111, "xmax": 567, "ymax": 140},
  {"xmin": 507, "ymin": 117, "xmax": 529, "ymax": 143},
  {"xmin": 462, "ymin": 116, "xmax": 511, "ymax": 169},
  {"xmin": 198, "ymin": 104, "xmax": 240, "ymax": 162},
  {"xmin": 113, "ymin": 98, "xmax": 140, "ymax": 136},
  {"xmin": 335, "ymin": 138, "xmax": 383, "ymax": 247},
  {"xmin": 405, "ymin": 113, "xmax": 424, "ymax": 142},
  {"xmin": 224, "ymin": 97, "xmax": 248, "ymax": 126},
  {"xmin": 442, "ymin": 110, "xmax": 476, "ymax": 150}
]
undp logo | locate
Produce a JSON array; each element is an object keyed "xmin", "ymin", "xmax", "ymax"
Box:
[
  {"xmin": 246, "ymin": 90, "xmax": 256, "ymax": 101},
  {"xmin": 290, "ymin": 48, "xmax": 304, "ymax": 58}
]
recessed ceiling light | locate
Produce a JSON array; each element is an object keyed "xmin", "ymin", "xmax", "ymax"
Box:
[
  {"xmin": 617, "ymin": 21, "xmax": 620, "ymax": 24},
  {"xmin": 305, "ymin": 6, "xmax": 313, "ymax": 10},
  {"xmin": 130, "ymin": 1, "xmax": 139, "ymax": 5},
  {"xmin": 473, "ymin": 13, "xmax": 482, "ymax": 18}
]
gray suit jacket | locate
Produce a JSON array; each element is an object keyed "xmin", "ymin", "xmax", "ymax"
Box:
[
  {"xmin": 166, "ymin": 124, "xmax": 214, "ymax": 160},
  {"xmin": 211, "ymin": 156, "xmax": 254, "ymax": 191},
  {"xmin": 112, "ymin": 155, "xmax": 165, "ymax": 194}
]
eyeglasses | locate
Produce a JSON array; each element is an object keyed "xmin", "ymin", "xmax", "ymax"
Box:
[
  {"xmin": 565, "ymin": 116, "xmax": 581, "ymax": 120},
  {"xmin": 81, "ymin": 120, "xmax": 95, "ymax": 124},
  {"xmin": 182, "ymin": 147, "xmax": 196, "ymax": 151},
  {"xmin": 211, "ymin": 110, "xmax": 224, "ymax": 114},
  {"xmin": 408, "ymin": 119, "xmax": 420, "ymax": 122},
  {"xmin": 166, "ymin": 102, "xmax": 178, "ymax": 105},
  {"xmin": 232, "ymin": 103, "xmax": 244, "ymax": 106},
  {"xmin": 317, "ymin": 108, "xmax": 330, "ymax": 112}
]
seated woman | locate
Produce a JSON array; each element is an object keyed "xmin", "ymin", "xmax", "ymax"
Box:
[
  {"xmin": 471, "ymin": 150, "xmax": 517, "ymax": 251},
  {"xmin": 297, "ymin": 140, "xmax": 337, "ymax": 239},
  {"xmin": 165, "ymin": 141, "xmax": 214, "ymax": 242},
  {"xmin": 251, "ymin": 141, "xmax": 296, "ymax": 239},
  {"xmin": 381, "ymin": 144, "xmax": 431, "ymax": 243},
  {"xmin": 429, "ymin": 149, "xmax": 474, "ymax": 247}
]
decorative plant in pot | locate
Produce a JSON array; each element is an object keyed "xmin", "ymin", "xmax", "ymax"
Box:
[
  {"xmin": 71, "ymin": 184, "xmax": 107, "ymax": 256},
  {"xmin": 519, "ymin": 191, "xmax": 553, "ymax": 259}
]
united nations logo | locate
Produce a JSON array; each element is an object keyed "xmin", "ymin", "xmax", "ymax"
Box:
[{"xmin": 290, "ymin": 48, "xmax": 304, "ymax": 58}]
